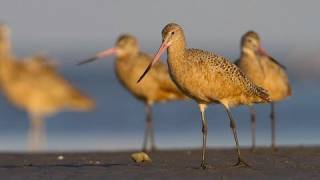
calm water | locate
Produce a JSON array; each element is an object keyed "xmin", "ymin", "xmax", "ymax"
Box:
[{"xmin": 0, "ymin": 55, "xmax": 319, "ymax": 152}]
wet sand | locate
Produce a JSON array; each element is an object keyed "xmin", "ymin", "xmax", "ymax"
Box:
[{"xmin": 0, "ymin": 147, "xmax": 319, "ymax": 180}]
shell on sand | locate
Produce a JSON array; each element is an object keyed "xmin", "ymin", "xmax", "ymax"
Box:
[{"xmin": 131, "ymin": 152, "xmax": 152, "ymax": 163}]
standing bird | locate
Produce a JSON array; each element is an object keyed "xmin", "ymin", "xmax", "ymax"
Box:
[
  {"xmin": 235, "ymin": 31, "xmax": 291, "ymax": 151},
  {"xmin": 77, "ymin": 34, "xmax": 186, "ymax": 152},
  {"xmin": 138, "ymin": 23, "xmax": 271, "ymax": 169},
  {"xmin": 0, "ymin": 24, "xmax": 95, "ymax": 151}
]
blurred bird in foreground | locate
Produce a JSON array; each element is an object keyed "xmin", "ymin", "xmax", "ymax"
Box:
[
  {"xmin": 0, "ymin": 24, "xmax": 95, "ymax": 151},
  {"xmin": 235, "ymin": 31, "xmax": 291, "ymax": 151},
  {"xmin": 78, "ymin": 34, "xmax": 186, "ymax": 152}
]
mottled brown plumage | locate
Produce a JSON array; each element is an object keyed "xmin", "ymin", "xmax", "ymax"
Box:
[
  {"xmin": 235, "ymin": 31, "xmax": 291, "ymax": 151},
  {"xmin": 78, "ymin": 34, "xmax": 186, "ymax": 152},
  {"xmin": 138, "ymin": 23, "xmax": 270, "ymax": 169},
  {"xmin": 0, "ymin": 24, "xmax": 95, "ymax": 151}
]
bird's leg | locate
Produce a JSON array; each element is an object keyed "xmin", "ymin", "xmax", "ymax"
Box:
[
  {"xmin": 28, "ymin": 114, "xmax": 45, "ymax": 152},
  {"xmin": 199, "ymin": 104, "xmax": 208, "ymax": 169},
  {"xmin": 142, "ymin": 124, "xmax": 149, "ymax": 152},
  {"xmin": 225, "ymin": 107, "xmax": 250, "ymax": 167},
  {"xmin": 142, "ymin": 103, "xmax": 156, "ymax": 152},
  {"xmin": 142, "ymin": 104, "xmax": 150, "ymax": 152},
  {"xmin": 270, "ymin": 103, "xmax": 277, "ymax": 151},
  {"xmin": 148, "ymin": 105, "xmax": 157, "ymax": 152},
  {"xmin": 250, "ymin": 106, "xmax": 256, "ymax": 152}
]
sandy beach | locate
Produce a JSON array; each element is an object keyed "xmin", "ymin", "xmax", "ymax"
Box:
[{"xmin": 0, "ymin": 147, "xmax": 318, "ymax": 179}]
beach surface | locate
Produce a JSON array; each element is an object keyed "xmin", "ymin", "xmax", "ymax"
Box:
[{"xmin": 0, "ymin": 147, "xmax": 319, "ymax": 180}]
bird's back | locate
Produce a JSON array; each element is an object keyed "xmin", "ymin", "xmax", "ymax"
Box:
[
  {"xmin": 168, "ymin": 48, "xmax": 270, "ymax": 106},
  {"xmin": 260, "ymin": 55, "xmax": 291, "ymax": 101},
  {"xmin": 115, "ymin": 52, "xmax": 186, "ymax": 104}
]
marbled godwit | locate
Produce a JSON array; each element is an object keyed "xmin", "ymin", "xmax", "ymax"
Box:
[
  {"xmin": 138, "ymin": 23, "xmax": 271, "ymax": 169},
  {"xmin": 78, "ymin": 34, "xmax": 186, "ymax": 152},
  {"xmin": 0, "ymin": 24, "xmax": 95, "ymax": 151},
  {"xmin": 235, "ymin": 31, "xmax": 291, "ymax": 151}
]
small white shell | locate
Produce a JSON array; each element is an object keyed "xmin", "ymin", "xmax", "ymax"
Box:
[{"xmin": 57, "ymin": 155, "xmax": 64, "ymax": 160}]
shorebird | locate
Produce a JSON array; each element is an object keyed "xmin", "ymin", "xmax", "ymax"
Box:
[
  {"xmin": 235, "ymin": 31, "xmax": 291, "ymax": 151},
  {"xmin": 138, "ymin": 23, "xmax": 271, "ymax": 169},
  {"xmin": 78, "ymin": 34, "xmax": 186, "ymax": 152},
  {"xmin": 0, "ymin": 24, "xmax": 95, "ymax": 151}
]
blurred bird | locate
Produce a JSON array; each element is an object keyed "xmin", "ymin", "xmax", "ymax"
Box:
[
  {"xmin": 78, "ymin": 34, "xmax": 186, "ymax": 152},
  {"xmin": 235, "ymin": 31, "xmax": 291, "ymax": 151},
  {"xmin": 0, "ymin": 24, "xmax": 95, "ymax": 151},
  {"xmin": 137, "ymin": 23, "xmax": 270, "ymax": 169}
]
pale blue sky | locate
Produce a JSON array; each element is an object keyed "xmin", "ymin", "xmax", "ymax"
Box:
[
  {"xmin": 0, "ymin": 0, "xmax": 318, "ymax": 46},
  {"xmin": 0, "ymin": 0, "xmax": 319, "ymax": 76}
]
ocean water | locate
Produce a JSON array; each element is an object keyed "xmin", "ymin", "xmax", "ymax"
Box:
[{"xmin": 0, "ymin": 55, "xmax": 319, "ymax": 152}]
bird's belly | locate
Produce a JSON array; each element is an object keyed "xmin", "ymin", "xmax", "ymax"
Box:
[{"xmin": 4, "ymin": 84, "xmax": 59, "ymax": 116}]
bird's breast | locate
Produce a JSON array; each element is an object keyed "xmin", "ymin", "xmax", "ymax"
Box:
[{"xmin": 167, "ymin": 57, "xmax": 213, "ymax": 103}]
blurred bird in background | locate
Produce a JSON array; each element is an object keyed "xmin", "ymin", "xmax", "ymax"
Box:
[
  {"xmin": 78, "ymin": 34, "xmax": 187, "ymax": 152},
  {"xmin": 235, "ymin": 31, "xmax": 291, "ymax": 151},
  {"xmin": 0, "ymin": 24, "xmax": 95, "ymax": 151}
]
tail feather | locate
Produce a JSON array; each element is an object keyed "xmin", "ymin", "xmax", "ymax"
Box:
[
  {"xmin": 254, "ymin": 86, "xmax": 271, "ymax": 103},
  {"xmin": 66, "ymin": 90, "xmax": 95, "ymax": 111}
]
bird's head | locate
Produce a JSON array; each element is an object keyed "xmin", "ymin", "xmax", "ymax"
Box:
[
  {"xmin": 137, "ymin": 23, "xmax": 185, "ymax": 83},
  {"xmin": 77, "ymin": 34, "xmax": 139, "ymax": 65},
  {"xmin": 241, "ymin": 31, "xmax": 266, "ymax": 56},
  {"xmin": 115, "ymin": 34, "xmax": 139, "ymax": 58},
  {"xmin": 161, "ymin": 23, "xmax": 185, "ymax": 47}
]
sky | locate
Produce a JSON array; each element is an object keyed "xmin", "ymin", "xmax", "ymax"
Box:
[{"xmin": 0, "ymin": 0, "xmax": 319, "ymax": 77}]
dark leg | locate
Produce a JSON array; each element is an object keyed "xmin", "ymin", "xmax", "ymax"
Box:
[
  {"xmin": 142, "ymin": 103, "xmax": 156, "ymax": 152},
  {"xmin": 250, "ymin": 106, "xmax": 256, "ymax": 152},
  {"xmin": 224, "ymin": 107, "xmax": 250, "ymax": 167},
  {"xmin": 270, "ymin": 103, "xmax": 277, "ymax": 151},
  {"xmin": 198, "ymin": 104, "xmax": 208, "ymax": 169}
]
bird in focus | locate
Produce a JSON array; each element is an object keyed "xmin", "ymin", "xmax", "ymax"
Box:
[
  {"xmin": 235, "ymin": 31, "xmax": 291, "ymax": 151},
  {"xmin": 78, "ymin": 34, "xmax": 186, "ymax": 152},
  {"xmin": 138, "ymin": 23, "xmax": 271, "ymax": 169},
  {"xmin": 0, "ymin": 24, "xmax": 95, "ymax": 151}
]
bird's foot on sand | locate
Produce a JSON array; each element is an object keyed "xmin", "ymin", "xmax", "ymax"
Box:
[
  {"xmin": 201, "ymin": 162, "xmax": 210, "ymax": 170},
  {"xmin": 271, "ymin": 146, "xmax": 279, "ymax": 152},
  {"xmin": 251, "ymin": 147, "xmax": 256, "ymax": 153},
  {"xmin": 234, "ymin": 157, "xmax": 250, "ymax": 167},
  {"xmin": 150, "ymin": 146, "xmax": 157, "ymax": 152},
  {"xmin": 141, "ymin": 146, "xmax": 157, "ymax": 153}
]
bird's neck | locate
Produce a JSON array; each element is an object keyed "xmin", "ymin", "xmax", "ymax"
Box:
[
  {"xmin": 115, "ymin": 53, "xmax": 138, "ymax": 74},
  {"xmin": 240, "ymin": 51, "xmax": 265, "ymax": 76},
  {"xmin": 0, "ymin": 40, "xmax": 13, "ymax": 74},
  {"xmin": 116, "ymin": 52, "xmax": 138, "ymax": 65},
  {"xmin": 0, "ymin": 39, "xmax": 12, "ymax": 60},
  {"xmin": 0, "ymin": 42, "xmax": 13, "ymax": 81},
  {"xmin": 167, "ymin": 38, "xmax": 186, "ymax": 64},
  {"xmin": 117, "ymin": 50, "xmax": 139, "ymax": 61},
  {"xmin": 240, "ymin": 50, "xmax": 258, "ymax": 61}
]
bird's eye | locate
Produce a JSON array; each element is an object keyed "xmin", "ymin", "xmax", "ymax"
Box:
[{"xmin": 171, "ymin": 31, "xmax": 175, "ymax": 35}]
